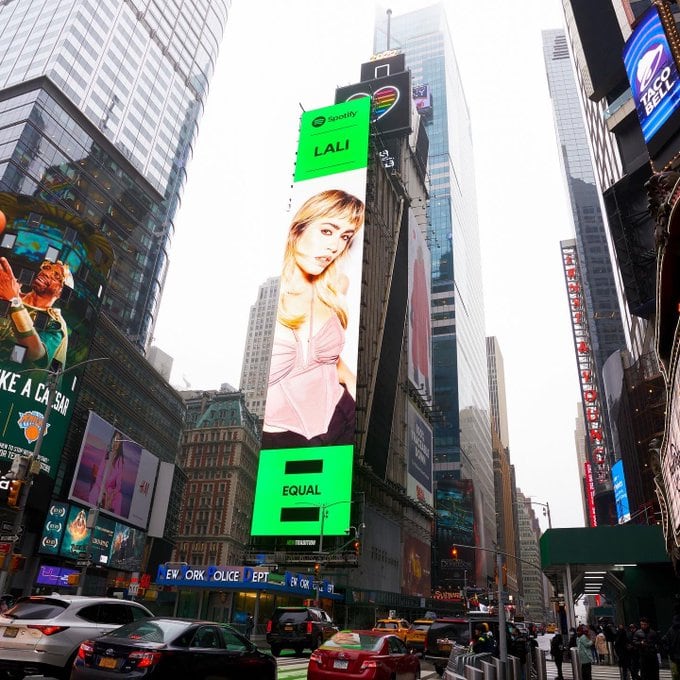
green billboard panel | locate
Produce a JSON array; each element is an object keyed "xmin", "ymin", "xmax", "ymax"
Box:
[
  {"xmin": 0, "ymin": 193, "xmax": 113, "ymax": 480},
  {"xmin": 251, "ymin": 445, "xmax": 353, "ymax": 536},
  {"xmin": 294, "ymin": 97, "xmax": 371, "ymax": 181}
]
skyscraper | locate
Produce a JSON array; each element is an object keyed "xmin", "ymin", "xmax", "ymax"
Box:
[
  {"xmin": 374, "ymin": 3, "xmax": 495, "ymax": 584},
  {"xmin": 239, "ymin": 277, "xmax": 279, "ymax": 420},
  {"xmin": 543, "ymin": 29, "xmax": 627, "ymax": 524},
  {"xmin": 0, "ymin": 0, "xmax": 230, "ymax": 346}
]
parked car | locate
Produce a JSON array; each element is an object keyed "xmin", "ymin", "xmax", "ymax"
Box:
[
  {"xmin": 0, "ymin": 594, "xmax": 153, "ymax": 680},
  {"xmin": 265, "ymin": 605, "xmax": 338, "ymax": 656},
  {"xmin": 423, "ymin": 616, "xmax": 471, "ymax": 676},
  {"xmin": 70, "ymin": 617, "xmax": 276, "ymax": 679},
  {"xmin": 405, "ymin": 618, "xmax": 434, "ymax": 652},
  {"xmin": 372, "ymin": 617, "xmax": 410, "ymax": 641},
  {"xmin": 308, "ymin": 630, "xmax": 420, "ymax": 679}
]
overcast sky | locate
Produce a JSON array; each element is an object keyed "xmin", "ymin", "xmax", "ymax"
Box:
[{"xmin": 153, "ymin": 0, "xmax": 585, "ymax": 531}]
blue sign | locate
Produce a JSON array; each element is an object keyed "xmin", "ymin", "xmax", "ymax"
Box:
[
  {"xmin": 612, "ymin": 460, "xmax": 631, "ymax": 524},
  {"xmin": 623, "ymin": 5, "xmax": 680, "ymax": 144}
]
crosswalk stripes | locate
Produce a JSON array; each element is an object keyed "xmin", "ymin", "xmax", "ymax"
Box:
[{"xmin": 545, "ymin": 659, "xmax": 673, "ymax": 680}]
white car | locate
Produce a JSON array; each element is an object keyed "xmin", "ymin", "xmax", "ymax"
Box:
[{"xmin": 0, "ymin": 593, "xmax": 153, "ymax": 679}]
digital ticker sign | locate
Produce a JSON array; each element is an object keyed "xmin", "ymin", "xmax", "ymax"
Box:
[{"xmin": 251, "ymin": 97, "xmax": 371, "ymax": 539}]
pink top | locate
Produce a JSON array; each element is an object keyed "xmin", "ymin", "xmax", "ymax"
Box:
[{"xmin": 264, "ymin": 315, "xmax": 345, "ymax": 439}]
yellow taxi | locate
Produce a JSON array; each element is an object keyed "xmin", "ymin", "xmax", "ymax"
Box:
[
  {"xmin": 372, "ymin": 618, "xmax": 411, "ymax": 642},
  {"xmin": 405, "ymin": 618, "xmax": 434, "ymax": 651}
]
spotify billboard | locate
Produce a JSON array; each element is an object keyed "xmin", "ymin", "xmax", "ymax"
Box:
[{"xmin": 251, "ymin": 97, "xmax": 371, "ymax": 538}]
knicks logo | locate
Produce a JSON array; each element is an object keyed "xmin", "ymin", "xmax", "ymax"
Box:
[{"xmin": 17, "ymin": 410, "xmax": 49, "ymax": 444}]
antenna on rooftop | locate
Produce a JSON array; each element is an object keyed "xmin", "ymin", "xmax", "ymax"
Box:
[{"xmin": 386, "ymin": 9, "xmax": 392, "ymax": 49}]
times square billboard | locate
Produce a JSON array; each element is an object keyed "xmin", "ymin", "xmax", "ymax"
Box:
[
  {"xmin": 0, "ymin": 193, "xmax": 112, "ymax": 480},
  {"xmin": 250, "ymin": 97, "xmax": 371, "ymax": 538}
]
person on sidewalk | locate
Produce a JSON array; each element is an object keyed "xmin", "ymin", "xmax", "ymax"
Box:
[
  {"xmin": 615, "ymin": 623, "xmax": 632, "ymax": 680},
  {"xmin": 578, "ymin": 625, "xmax": 594, "ymax": 680},
  {"xmin": 597, "ymin": 628, "xmax": 609, "ymax": 664},
  {"xmin": 633, "ymin": 617, "xmax": 660, "ymax": 680},
  {"xmin": 662, "ymin": 613, "xmax": 680, "ymax": 680},
  {"xmin": 550, "ymin": 632, "xmax": 565, "ymax": 680}
]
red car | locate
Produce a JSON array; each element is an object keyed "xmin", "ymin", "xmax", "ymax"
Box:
[{"xmin": 308, "ymin": 630, "xmax": 420, "ymax": 679}]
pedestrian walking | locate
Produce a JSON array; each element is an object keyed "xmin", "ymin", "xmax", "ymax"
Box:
[
  {"xmin": 597, "ymin": 629, "xmax": 610, "ymax": 664},
  {"xmin": 551, "ymin": 632, "xmax": 565, "ymax": 680},
  {"xmin": 629, "ymin": 624, "xmax": 641, "ymax": 680},
  {"xmin": 662, "ymin": 614, "xmax": 680, "ymax": 680},
  {"xmin": 634, "ymin": 617, "xmax": 660, "ymax": 680},
  {"xmin": 578, "ymin": 625, "xmax": 595, "ymax": 680},
  {"xmin": 615, "ymin": 623, "xmax": 632, "ymax": 680},
  {"xmin": 245, "ymin": 614, "xmax": 254, "ymax": 640}
]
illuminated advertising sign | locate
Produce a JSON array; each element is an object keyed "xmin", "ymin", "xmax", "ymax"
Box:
[
  {"xmin": 402, "ymin": 533, "xmax": 431, "ymax": 597},
  {"xmin": 612, "ymin": 460, "xmax": 631, "ymax": 524},
  {"xmin": 406, "ymin": 403, "xmax": 433, "ymax": 506},
  {"xmin": 585, "ymin": 462, "xmax": 598, "ymax": 528},
  {"xmin": 661, "ymin": 349, "xmax": 680, "ymax": 545},
  {"xmin": 69, "ymin": 412, "xmax": 158, "ymax": 529},
  {"xmin": 623, "ymin": 5, "xmax": 680, "ymax": 146},
  {"xmin": 561, "ymin": 241, "xmax": 611, "ymax": 493},
  {"xmin": 408, "ymin": 212, "xmax": 432, "ymax": 398},
  {"xmin": 36, "ymin": 565, "xmax": 79, "ymax": 587},
  {"xmin": 336, "ymin": 70, "xmax": 413, "ymax": 137},
  {"xmin": 412, "ymin": 84, "xmax": 432, "ymax": 114},
  {"xmin": 0, "ymin": 193, "xmax": 113, "ymax": 479},
  {"xmin": 252, "ymin": 98, "xmax": 371, "ymax": 538},
  {"xmin": 58, "ymin": 505, "xmax": 116, "ymax": 564},
  {"xmin": 109, "ymin": 522, "xmax": 145, "ymax": 571},
  {"xmin": 38, "ymin": 500, "xmax": 68, "ymax": 555}
]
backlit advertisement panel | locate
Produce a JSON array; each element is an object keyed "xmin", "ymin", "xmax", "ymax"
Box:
[
  {"xmin": 402, "ymin": 533, "xmax": 431, "ymax": 597},
  {"xmin": 69, "ymin": 411, "xmax": 158, "ymax": 529},
  {"xmin": 38, "ymin": 500, "xmax": 68, "ymax": 555},
  {"xmin": 0, "ymin": 193, "xmax": 113, "ymax": 479},
  {"xmin": 36, "ymin": 565, "xmax": 78, "ymax": 587},
  {"xmin": 406, "ymin": 402, "xmax": 433, "ymax": 506},
  {"xmin": 612, "ymin": 459, "xmax": 631, "ymax": 524},
  {"xmin": 623, "ymin": 5, "xmax": 680, "ymax": 146},
  {"xmin": 408, "ymin": 211, "xmax": 432, "ymax": 397},
  {"xmin": 661, "ymin": 349, "xmax": 680, "ymax": 546},
  {"xmin": 252, "ymin": 98, "xmax": 371, "ymax": 538},
  {"xmin": 336, "ymin": 70, "xmax": 412, "ymax": 137}
]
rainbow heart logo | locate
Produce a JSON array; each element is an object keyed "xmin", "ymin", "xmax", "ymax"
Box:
[{"xmin": 347, "ymin": 85, "xmax": 400, "ymax": 121}]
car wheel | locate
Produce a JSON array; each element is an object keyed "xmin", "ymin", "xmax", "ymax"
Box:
[
  {"xmin": 270, "ymin": 645, "xmax": 281, "ymax": 657},
  {"xmin": 312, "ymin": 635, "xmax": 322, "ymax": 650},
  {"xmin": 435, "ymin": 664, "xmax": 444, "ymax": 677},
  {"xmin": 57, "ymin": 651, "xmax": 79, "ymax": 680}
]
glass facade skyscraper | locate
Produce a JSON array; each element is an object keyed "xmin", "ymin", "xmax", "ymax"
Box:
[
  {"xmin": 374, "ymin": 3, "xmax": 495, "ymax": 583},
  {"xmin": 0, "ymin": 0, "xmax": 229, "ymax": 346}
]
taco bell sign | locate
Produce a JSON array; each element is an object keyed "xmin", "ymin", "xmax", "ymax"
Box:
[{"xmin": 623, "ymin": 5, "xmax": 680, "ymax": 144}]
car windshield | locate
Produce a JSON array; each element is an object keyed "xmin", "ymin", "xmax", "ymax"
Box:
[
  {"xmin": 4, "ymin": 598, "xmax": 68, "ymax": 620},
  {"xmin": 324, "ymin": 632, "xmax": 383, "ymax": 651},
  {"xmin": 105, "ymin": 620, "xmax": 190, "ymax": 643},
  {"xmin": 376, "ymin": 622, "xmax": 398, "ymax": 629}
]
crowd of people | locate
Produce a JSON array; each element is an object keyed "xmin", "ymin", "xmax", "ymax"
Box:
[{"xmin": 548, "ymin": 615, "xmax": 680, "ymax": 680}]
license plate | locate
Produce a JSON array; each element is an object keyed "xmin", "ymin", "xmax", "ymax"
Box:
[
  {"xmin": 98, "ymin": 657, "xmax": 118, "ymax": 669},
  {"xmin": 333, "ymin": 659, "xmax": 349, "ymax": 669},
  {"xmin": 284, "ymin": 624, "xmax": 293, "ymax": 631},
  {"xmin": 3, "ymin": 627, "xmax": 18, "ymax": 638}
]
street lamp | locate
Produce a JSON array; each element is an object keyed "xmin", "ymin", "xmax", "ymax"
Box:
[
  {"xmin": 0, "ymin": 356, "xmax": 108, "ymax": 594},
  {"xmin": 525, "ymin": 498, "xmax": 552, "ymax": 529}
]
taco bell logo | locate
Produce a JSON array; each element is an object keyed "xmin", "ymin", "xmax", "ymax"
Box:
[
  {"xmin": 17, "ymin": 411, "xmax": 49, "ymax": 444},
  {"xmin": 637, "ymin": 43, "xmax": 676, "ymax": 115}
]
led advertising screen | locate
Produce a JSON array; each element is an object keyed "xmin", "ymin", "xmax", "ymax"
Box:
[
  {"xmin": 402, "ymin": 532, "xmax": 431, "ymax": 597},
  {"xmin": 69, "ymin": 411, "xmax": 158, "ymax": 529},
  {"xmin": 38, "ymin": 500, "xmax": 69, "ymax": 555},
  {"xmin": 408, "ymin": 211, "xmax": 432, "ymax": 398},
  {"xmin": 412, "ymin": 84, "xmax": 432, "ymax": 114},
  {"xmin": 623, "ymin": 5, "xmax": 680, "ymax": 147},
  {"xmin": 661, "ymin": 352, "xmax": 680, "ymax": 546},
  {"xmin": 36, "ymin": 565, "xmax": 79, "ymax": 587},
  {"xmin": 0, "ymin": 194, "xmax": 113, "ymax": 479},
  {"xmin": 612, "ymin": 459, "xmax": 631, "ymax": 524},
  {"xmin": 406, "ymin": 403, "xmax": 433, "ymax": 506},
  {"xmin": 336, "ymin": 70, "xmax": 413, "ymax": 138},
  {"xmin": 252, "ymin": 97, "xmax": 371, "ymax": 538}
]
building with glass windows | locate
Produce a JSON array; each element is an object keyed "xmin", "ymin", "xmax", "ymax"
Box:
[
  {"xmin": 0, "ymin": 0, "xmax": 229, "ymax": 346},
  {"xmin": 374, "ymin": 3, "xmax": 496, "ymax": 586}
]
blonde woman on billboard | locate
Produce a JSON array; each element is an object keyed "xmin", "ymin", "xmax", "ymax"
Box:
[{"xmin": 262, "ymin": 189, "xmax": 364, "ymax": 450}]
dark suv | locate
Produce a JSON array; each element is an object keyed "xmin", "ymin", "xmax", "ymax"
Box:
[{"xmin": 266, "ymin": 606, "xmax": 338, "ymax": 656}]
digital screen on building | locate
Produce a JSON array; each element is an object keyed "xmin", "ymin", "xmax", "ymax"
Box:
[
  {"xmin": 612, "ymin": 459, "xmax": 631, "ymax": 524},
  {"xmin": 661, "ymin": 353, "xmax": 680, "ymax": 545},
  {"xmin": 0, "ymin": 194, "xmax": 113, "ymax": 480},
  {"xmin": 336, "ymin": 70, "xmax": 413, "ymax": 137},
  {"xmin": 406, "ymin": 403, "xmax": 433, "ymax": 506},
  {"xmin": 402, "ymin": 532, "xmax": 431, "ymax": 597},
  {"xmin": 623, "ymin": 5, "xmax": 680, "ymax": 145},
  {"xmin": 69, "ymin": 411, "xmax": 158, "ymax": 529},
  {"xmin": 38, "ymin": 500, "xmax": 69, "ymax": 555},
  {"xmin": 36, "ymin": 565, "xmax": 79, "ymax": 587},
  {"xmin": 252, "ymin": 98, "xmax": 371, "ymax": 538},
  {"xmin": 412, "ymin": 84, "xmax": 432, "ymax": 113}
]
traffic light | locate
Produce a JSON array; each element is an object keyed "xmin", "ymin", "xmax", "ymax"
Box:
[
  {"xmin": 9, "ymin": 555, "xmax": 25, "ymax": 572},
  {"xmin": 314, "ymin": 563, "xmax": 320, "ymax": 577},
  {"xmin": 451, "ymin": 546, "xmax": 458, "ymax": 559},
  {"xmin": 7, "ymin": 480, "xmax": 23, "ymax": 508},
  {"xmin": 352, "ymin": 539, "xmax": 360, "ymax": 555}
]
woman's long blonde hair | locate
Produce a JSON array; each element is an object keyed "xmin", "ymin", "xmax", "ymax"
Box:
[{"xmin": 279, "ymin": 189, "xmax": 364, "ymax": 330}]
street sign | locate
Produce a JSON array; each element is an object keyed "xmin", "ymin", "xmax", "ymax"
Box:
[
  {"xmin": 76, "ymin": 559, "xmax": 91, "ymax": 567},
  {"xmin": 1, "ymin": 521, "xmax": 13, "ymax": 532},
  {"xmin": 78, "ymin": 551, "xmax": 92, "ymax": 560},
  {"xmin": 0, "ymin": 534, "xmax": 18, "ymax": 542},
  {"xmin": 128, "ymin": 583, "xmax": 139, "ymax": 596}
]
